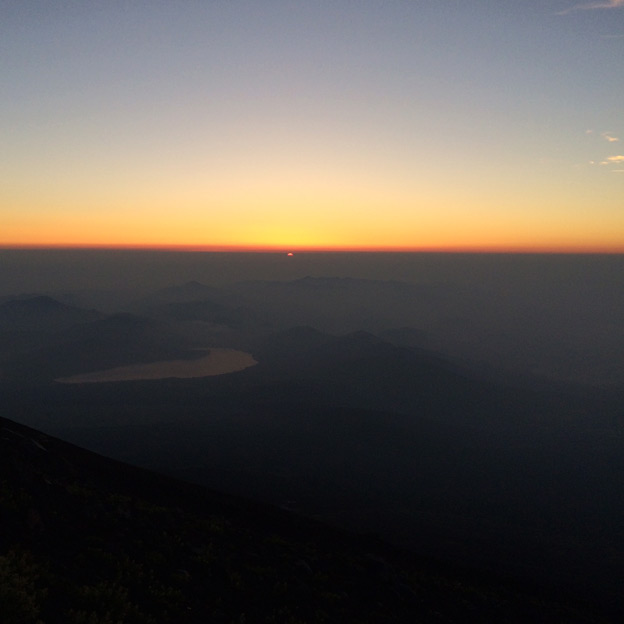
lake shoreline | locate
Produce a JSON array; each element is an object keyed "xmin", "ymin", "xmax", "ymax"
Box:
[{"xmin": 55, "ymin": 348, "xmax": 257, "ymax": 384}]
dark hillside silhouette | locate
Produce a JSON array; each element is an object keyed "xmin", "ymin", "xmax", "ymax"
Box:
[
  {"xmin": 0, "ymin": 415, "xmax": 608, "ymax": 623},
  {"xmin": 0, "ymin": 295, "xmax": 103, "ymax": 331},
  {"xmin": 2, "ymin": 313, "xmax": 203, "ymax": 382}
]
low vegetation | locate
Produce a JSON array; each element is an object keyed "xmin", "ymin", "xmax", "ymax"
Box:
[{"xmin": 0, "ymin": 416, "xmax": 608, "ymax": 623}]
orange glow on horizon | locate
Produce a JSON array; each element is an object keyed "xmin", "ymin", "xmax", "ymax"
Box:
[{"xmin": 2, "ymin": 241, "xmax": 623, "ymax": 254}]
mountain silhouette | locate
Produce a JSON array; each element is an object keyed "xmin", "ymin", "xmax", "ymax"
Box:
[
  {"xmin": 0, "ymin": 295, "xmax": 102, "ymax": 332},
  {"xmin": 136, "ymin": 280, "xmax": 225, "ymax": 306},
  {"xmin": 0, "ymin": 414, "xmax": 605, "ymax": 623},
  {"xmin": 4, "ymin": 313, "xmax": 201, "ymax": 382}
]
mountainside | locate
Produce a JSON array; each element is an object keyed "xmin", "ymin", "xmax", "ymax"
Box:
[
  {"xmin": 0, "ymin": 415, "xmax": 606, "ymax": 623},
  {"xmin": 1, "ymin": 312, "xmax": 203, "ymax": 382},
  {"xmin": 0, "ymin": 296, "xmax": 103, "ymax": 332},
  {"xmin": 137, "ymin": 280, "xmax": 225, "ymax": 305},
  {"xmin": 225, "ymin": 274, "xmax": 624, "ymax": 387},
  {"xmin": 227, "ymin": 276, "xmax": 449, "ymax": 334},
  {"xmin": 253, "ymin": 327, "xmax": 481, "ymax": 418}
]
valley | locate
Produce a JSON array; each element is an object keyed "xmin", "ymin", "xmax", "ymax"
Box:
[{"xmin": 1, "ymin": 251, "xmax": 623, "ymax": 619}]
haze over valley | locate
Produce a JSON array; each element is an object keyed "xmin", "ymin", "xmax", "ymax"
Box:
[
  {"xmin": 2, "ymin": 250, "xmax": 623, "ymax": 386},
  {"xmin": 2, "ymin": 250, "xmax": 623, "ymax": 618}
]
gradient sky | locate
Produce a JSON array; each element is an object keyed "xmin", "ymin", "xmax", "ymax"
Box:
[{"xmin": 2, "ymin": 1, "xmax": 623, "ymax": 251}]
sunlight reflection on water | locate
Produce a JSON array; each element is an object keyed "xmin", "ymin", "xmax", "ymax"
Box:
[{"xmin": 55, "ymin": 348, "xmax": 256, "ymax": 383}]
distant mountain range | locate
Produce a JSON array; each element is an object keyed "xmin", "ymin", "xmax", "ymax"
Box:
[
  {"xmin": 0, "ymin": 296, "xmax": 202, "ymax": 381},
  {"xmin": 0, "ymin": 295, "xmax": 103, "ymax": 332},
  {"xmin": 1, "ymin": 278, "xmax": 623, "ymax": 620},
  {"xmin": 5, "ymin": 273, "xmax": 621, "ymax": 386}
]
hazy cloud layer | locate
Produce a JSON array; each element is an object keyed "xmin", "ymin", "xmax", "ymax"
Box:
[
  {"xmin": 602, "ymin": 133, "xmax": 620, "ymax": 142},
  {"xmin": 558, "ymin": 0, "xmax": 624, "ymax": 13}
]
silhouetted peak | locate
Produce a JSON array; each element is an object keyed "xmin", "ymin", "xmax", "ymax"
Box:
[
  {"xmin": 343, "ymin": 330, "xmax": 382, "ymax": 344},
  {"xmin": 293, "ymin": 276, "xmax": 375, "ymax": 289},
  {"xmin": 178, "ymin": 280, "xmax": 213, "ymax": 294},
  {"xmin": 278, "ymin": 325, "xmax": 327, "ymax": 339},
  {"xmin": 266, "ymin": 326, "xmax": 330, "ymax": 350},
  {"xmin": 0, "ymin": 294, "xmax": 67, "ymax": 312},
  {"xmin": 135, "ymin": 281, "xmax": 225, "ymax": 312},
  {"xmin": 0, "ymin": 295, "xmax": 103, "ymax": 331},
  {"xmin": 100, "ymin": 312, "xmax": 144, "ymax": 324},
  {"xmin": 158, "ymin": 280, "xmax": 218, "ymax": 298},
  {"xmin": 293, "ymin": 276, "xmax": 344, "ymax": 287},
  {"xmin": 379, "ymin": 327, "xmax": 427, "ymax": 348},
  {"xmin": 74, "ymin": 313, "xmax": 163, "ymax": 340}
]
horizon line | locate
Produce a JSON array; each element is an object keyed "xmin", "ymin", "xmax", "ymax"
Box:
[{"xmin": 1, "ymin": 243, "xmax": 624, "ymax": 254}]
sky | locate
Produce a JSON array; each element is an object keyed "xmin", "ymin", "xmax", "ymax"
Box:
[{"xmin": 2, "ymin": 0, "xmax": 623, "ymax": 252}]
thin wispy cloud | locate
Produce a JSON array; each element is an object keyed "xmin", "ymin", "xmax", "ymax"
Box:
[
  {"xmin": 599, "ymin": 156, "xmax": 624, "ymax": 164},
  {"xmin": 558, "ymin": 0, "xmax": 624, "ymax": 14},
  {"xmin": 602, "ymin": 132, "xmax": 620, "ymax": 142}
]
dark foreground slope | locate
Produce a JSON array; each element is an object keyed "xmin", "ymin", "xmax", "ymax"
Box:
[{"xmin": 0, "ymin": 416, "xmax": 606, "ymax": 624}]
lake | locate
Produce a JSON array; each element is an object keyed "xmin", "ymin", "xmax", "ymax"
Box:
[{"xmin": 56, "ymin": 348, "xmax": 256, "ymax": 383}]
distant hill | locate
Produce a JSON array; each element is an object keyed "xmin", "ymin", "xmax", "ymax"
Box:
[
  {"xmin": 0, "ymin": 415, "xmax": 606, "ymax": 623},
  {"xmin": 131, "ymin": 281, "xmax": 266, "ymax": 349},
  {"xmin": 0, "ymin": 296, "xmax": 106, "ymax": 380},
  {"xmin": 224, "ymin": 275, "xmax": 624, "ymax": 387},
  {"xmin": 378, "ymin": 326, "xmax": 430, "ymax": 349},
  {"xmin": 136, "ymin": 280, "xmax": 225, "ymax": 306},
  {"xmin": 253, "ymin": 327, "xmax": 488, "ymax": 426},
  {"xmin": 227, "ymin": 276, "xmax": 453, "ymax": 334},
  {"xmin": 0, "ymin": 295, "xmax": 102, "ymax": 332},
  {"xmin": 3, "ymin": 313, "xmax": 202, "ymax": 382},
  {"xmin": 148, "ymin": 299, "xmax": 260, "ymax": 329}
]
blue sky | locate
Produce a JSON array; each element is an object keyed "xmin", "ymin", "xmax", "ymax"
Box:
[{"xmin": 2, "ymin": 1, "xmax": 623, "ymax": 250}]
